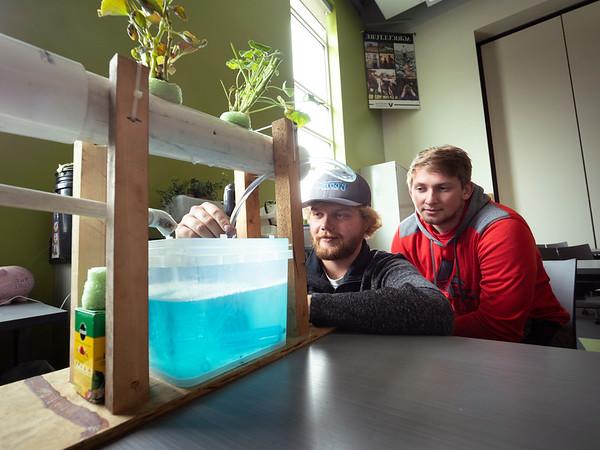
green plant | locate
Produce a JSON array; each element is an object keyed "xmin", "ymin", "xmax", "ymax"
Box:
[
  {"xmin": 97, "ymin": 0, "xmax": 207, "ymax": 81},
  {"xmin": 158, "ymin": 178, "xmax": 225, "ymax": 209},
  {"xmin": 221, "ymin": 40, "xmax": 310, "ymax": 127}
]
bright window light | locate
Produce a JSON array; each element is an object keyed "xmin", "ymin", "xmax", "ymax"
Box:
[{"xmin": 290, "ymin": 0, "xmax": 334, "ymax": 160}]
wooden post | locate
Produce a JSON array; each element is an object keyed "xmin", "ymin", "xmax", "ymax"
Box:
[
  {"xmin": 272, "ymin": 118, "xmax": 309, "ymax": 338},
  {"xmin": 70, "ymin": 142, "xmax": 107, "ymax": 381},
  {"xmin": 234, "ymin": 171, "xmax": 261, "ymax": 238},
  {"xmin": 105, "ymin": 54, "xmax": 149, "ymax": 413}
]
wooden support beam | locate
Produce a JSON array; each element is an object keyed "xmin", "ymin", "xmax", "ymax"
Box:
[
  {"xmin": 106, "ymin": 55, "xmax": 149, "ymax": 413},
  {"xmin": 70, "ymin": 142, "xmax": 107, "ymax": 382},
  {"xmin": 272, "ymin": 118, "xmax": 309, "ymax": 338},
  {"xmin": 234, "ymin": 171, "xmax": 261, "ymax": 238},
  {"xmin": 0, "ymin": 183, "xmax": 106, "ymax": 217}
]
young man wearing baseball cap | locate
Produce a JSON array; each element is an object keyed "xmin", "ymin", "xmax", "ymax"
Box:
[{"xmin": 177, "ymin": 173, "xmax": 453, "ymax": 335}]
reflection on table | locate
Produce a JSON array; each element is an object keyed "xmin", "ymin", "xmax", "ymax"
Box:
[{"xmin": 105, "ymin": 333, "xmax": 600, "ymax": 450}]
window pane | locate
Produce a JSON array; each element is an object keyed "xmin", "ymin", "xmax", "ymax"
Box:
[
  {"xmin": 290, "ymin": 0, "xmax": 327, "ymax": 40},
  {"xmin": 295, "ymin": 87, "xmax": 332, "ymax": 140},
  {"xmin": 298, "ymin": 129, "xmax": 333, "ymax": 160},
  {"xmin": 291, "ymin": 16, "xmax": 328, "ymax": 100}
]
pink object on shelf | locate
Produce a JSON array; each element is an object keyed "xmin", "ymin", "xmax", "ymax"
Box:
[{"xmin": 0, "ymin": 266, "xmax": 35, "ymax": 306}]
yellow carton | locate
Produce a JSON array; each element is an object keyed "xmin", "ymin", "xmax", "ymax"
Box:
[{"xmin": 72, "ymin": 308, "xmax": 105, "ymax": 403}]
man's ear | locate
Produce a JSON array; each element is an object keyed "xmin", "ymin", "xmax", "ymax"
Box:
[{"xmin": 462, "ymin": 182, "xmax": 474, "ymax": 200}]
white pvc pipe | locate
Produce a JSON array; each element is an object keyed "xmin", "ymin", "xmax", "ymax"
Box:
[
  {"xmin": 0, "ymin": 33, "xmax": 275, "ymax": 175},
  {"xmin": 0, "ymin": 34, "xmax": 88, "ymax": 144}
]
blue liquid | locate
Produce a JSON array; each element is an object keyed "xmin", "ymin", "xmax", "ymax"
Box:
[{"xmin": 149, "ymin": 283, "xmax": 287, "ymax": 387}]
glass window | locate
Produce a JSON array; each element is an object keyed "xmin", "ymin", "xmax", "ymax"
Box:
[{"xmin": 290, "ymin": 0, "xmax": 334, "ymax": 160}]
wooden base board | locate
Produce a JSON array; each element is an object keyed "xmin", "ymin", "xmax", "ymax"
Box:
[{"xmin": 0, "ymin": 326, "xmax": 333, "ymax": 450}]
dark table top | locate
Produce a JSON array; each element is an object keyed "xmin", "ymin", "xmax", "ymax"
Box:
[
  {"xmin": 577, "ymin": 259, "xmax": 600, "ymax": 275},
  {"xmin": 105, "ymin": 334, "xmax": 600, "ymax": 450},
  {"xmin": 0, "ymin": 300, "xmax": 67, "ymax": 332}
]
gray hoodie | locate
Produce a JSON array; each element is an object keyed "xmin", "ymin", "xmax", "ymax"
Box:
[{"xmin": 307, "ymin": 241, "xmax": 454, "ymax": 335}]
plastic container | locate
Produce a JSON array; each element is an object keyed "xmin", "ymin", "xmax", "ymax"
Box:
[{"xmin": 148, "ymin": 237, "xmax": 291, "ymax": 387}]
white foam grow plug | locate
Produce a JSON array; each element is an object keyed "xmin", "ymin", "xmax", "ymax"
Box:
[{"xmin": 81, "ymin": 267, "xmax": 106, "ymax": 310}]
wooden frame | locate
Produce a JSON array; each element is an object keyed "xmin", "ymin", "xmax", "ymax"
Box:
[{"xmin": 0, "ymin": 51, "xmax": 312, "ymax": 441}]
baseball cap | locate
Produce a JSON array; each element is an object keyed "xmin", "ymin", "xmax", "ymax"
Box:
[{"xmin": 302, "ymin": 172, "xmax": 371, "ymax": 207}]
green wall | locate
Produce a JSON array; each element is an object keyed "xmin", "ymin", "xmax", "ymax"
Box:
[
  {"xmin": 0, "ymin": 0, "xmax": 294, "ymax": 304},
  {"xmin": 329, "ymin": 0, "xmax": 385, "ymax": 169}
]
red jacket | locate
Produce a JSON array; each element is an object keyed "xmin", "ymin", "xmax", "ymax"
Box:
[{"xmin": 391, "ymin": 185, "xmax": 569, "ymax": 342}]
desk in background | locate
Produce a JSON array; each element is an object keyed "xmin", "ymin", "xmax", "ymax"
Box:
[
  {"xmin": 577, "ymin": 259, "xmax": 600, "ymax": 276},
  {"xmin": 0, "ymin": 300, "xmax": 68, "ymax": 365},
  {"xmin": 105, "ymin": 334, "xmax": 600, "ymax": 450}
]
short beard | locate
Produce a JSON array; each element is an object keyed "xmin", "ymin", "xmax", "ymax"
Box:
[{"xmin": 313, "ymin": 234, "xmax": 363, "ymax": 261}]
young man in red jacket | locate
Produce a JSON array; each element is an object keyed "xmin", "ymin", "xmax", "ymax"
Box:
[{"xmin": 391, "ymin": 145, "xmax": 571, "ymax": 346}]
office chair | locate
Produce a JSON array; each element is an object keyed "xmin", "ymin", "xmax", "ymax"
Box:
[
  {"xmin": 557, "ymin": 244, "xmax": 594, "ymax": 260},
  {"xmin": 538, "ymin": 241, "xmax": 569, "ymax": 248},
  {"xmin": 543, "ymin": 259, "xmax": 577, "ymax": 348},
  {"xmin": 538, "ymin": 247, "xmax": 560, "ymax": 260}
]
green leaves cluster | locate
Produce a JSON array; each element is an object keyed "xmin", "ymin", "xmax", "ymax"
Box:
[
  {"xmin": 221, "ymin": 41, "xmax": 310, "ymax": 127},
  {"xmin": 98, "ymin": 0, "xmax": 207, "ymax": 81},
  {"xmin": 158, "ymin": 177, "xmax": 225, "ymax": 209}
]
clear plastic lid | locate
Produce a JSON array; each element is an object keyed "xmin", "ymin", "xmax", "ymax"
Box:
[{"xmin": 149, "ymin": 237, "xmax": 292, "ymax": 267}]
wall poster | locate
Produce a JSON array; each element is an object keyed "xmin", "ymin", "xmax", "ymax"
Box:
[{"xmin": 363, "ymin": 31, "xmax": 420, "ymax": 109}]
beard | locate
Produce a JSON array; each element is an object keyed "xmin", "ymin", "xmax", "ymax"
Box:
[{"xmin": 312, "ymin": 232, "xmax": 364, "ymax": 261}]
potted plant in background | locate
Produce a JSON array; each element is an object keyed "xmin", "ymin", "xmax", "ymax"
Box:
[
  {"xmin": 158, "ymin": 177, "xmax": 226, "ymax": 221},
  {"xmin": 98, "ymin": 0, "xmax": 207, "ymax": 104},
  {"xmin": 220, "ymin": 40, "xmax": 310, "ymax": 130}
]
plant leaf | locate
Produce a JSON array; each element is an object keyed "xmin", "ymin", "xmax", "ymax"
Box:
[
  {"xmin": 98, "ymin": 0, "xmax": 128, "ymax": 16},
  {"xmin": 226, "ymin": 59, "xmax": 241, "ymax": 70},
  {"xmin": 127, "ymin": 23, "xmax": 139, "ymax": 41},
  {"xmin": 130, "ymin": 47, "xmax": 141, "ymax": 61},
  {"xmin": 173, "ymin": 5, "xmax": 187, "ymax": 20},
  {"xmin": 130, "ymin": 10, "xmax": 146, "ymax": 28},
  {"xmin": 146, "ymin": 11, "xmax": 161, "ymax": 24},
  {"xmin": 139, "ymin": 0, "xmax": 163, "ymax": 16},
  {"xmin": 286, "ymin": 110, "xmax": 311, "ymax": 127},
  {"xmin": 156, "ymin": 42, "xmax": 167, "ymax": 55},
  {"xmin": 248, "ymin": 40, "xmax": 271, "ymax": 52},
  {"xmin": 180, "ymin": 31, "xmax": 206, "ymax": 48},
  {"xmin": 179, "ymin": 41, "xmax": 199, "ymax": 56}
]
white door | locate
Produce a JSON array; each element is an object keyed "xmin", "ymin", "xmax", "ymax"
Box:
[{"xmin": 481, "ymin": 16, "xmax": 595, "ymax": 246}]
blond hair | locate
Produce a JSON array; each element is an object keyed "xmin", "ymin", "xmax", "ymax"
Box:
[
  {"xmin": 358, "ymin": 206, "xmax": 382, "ymax": 238},
  {"xmin": 303, "ymin": 205, "xmax": 382, "ymax": 238},
  {"xmin": 407, "ymin": 145, "xmax": 472, "ymax": 187}
]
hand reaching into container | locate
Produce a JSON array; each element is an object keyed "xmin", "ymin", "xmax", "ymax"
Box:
[{"xmin": 176, "ymin": 202, "xmax": 236, "ymax": 238}]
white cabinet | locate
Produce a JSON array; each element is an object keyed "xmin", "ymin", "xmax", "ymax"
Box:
[{"xmin": 360, "ymin": 161, "xmax": 414, "ymax": 251}]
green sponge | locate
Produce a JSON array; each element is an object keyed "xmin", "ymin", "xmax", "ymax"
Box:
[{"xmin": 81, "ymin": 267, "xmax": 106, "ymax": 310}]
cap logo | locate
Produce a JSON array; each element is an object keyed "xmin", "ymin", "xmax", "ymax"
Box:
[{"xmin": 319, "ymin": 181, "xmax": 347, "ymax": 192}]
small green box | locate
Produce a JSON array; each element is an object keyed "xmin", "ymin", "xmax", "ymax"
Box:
[{"xmin": 74, "ymin": 308, "xmax": 105, "ymax": 338}]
